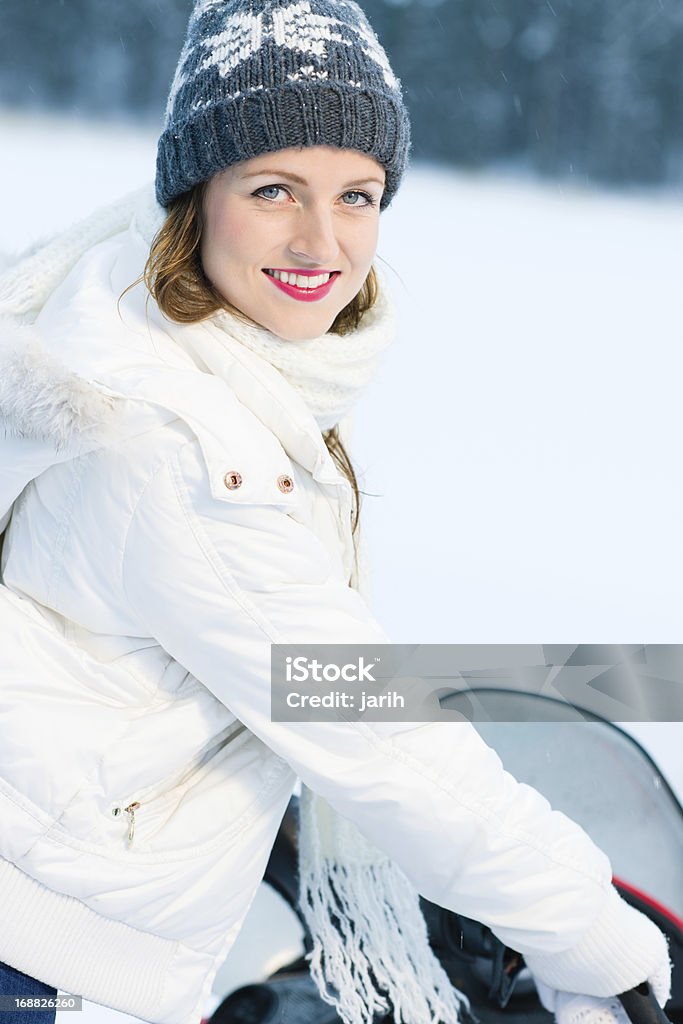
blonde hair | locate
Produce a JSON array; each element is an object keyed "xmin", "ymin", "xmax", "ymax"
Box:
[{"xmin": 121, "ymin": 181, "xmax": 380, "ymax": 538}]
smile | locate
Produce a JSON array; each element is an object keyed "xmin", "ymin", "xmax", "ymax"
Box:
[{"xmin": 263, "ymin": 268, "xmax": 340, "ymax": 302}]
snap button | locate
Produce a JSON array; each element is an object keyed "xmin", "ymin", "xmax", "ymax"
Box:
[
  {"xmin": 277, "ymin": 474, "xmax": 294, "ymax": 493},
  {"xmin": 223, "ymin": 470, "xmax": 243, "ymax": 490}
]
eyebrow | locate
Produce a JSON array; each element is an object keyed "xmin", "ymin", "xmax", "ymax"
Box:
[{"xmin": 240, "ymin": 169, "xmax": 385, "ymax": 189}]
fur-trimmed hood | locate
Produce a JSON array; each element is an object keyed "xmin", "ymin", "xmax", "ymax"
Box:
[
  {"xmin": 0, "ymin": 183, "xmax": 165, "ymax": 449},
  {"xmin": 0, "ymin": 319, "xmax": 126, "ymax": 536},
  {"xmin": 0, "ymin": 185, "xmax": 164, "ymax": 532},
  {"xmin": 0, "ymin": 319, "xmax": 120, "ymax": 452}
]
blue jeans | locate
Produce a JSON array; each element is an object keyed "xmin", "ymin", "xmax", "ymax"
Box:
[{"xmin": 0, "ymin": 960, "xmax": 57, "ymax": 1024}]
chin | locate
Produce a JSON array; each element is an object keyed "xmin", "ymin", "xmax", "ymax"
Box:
[{"xmin": 269, "ymin": 316, "xmax": 337, "ymax": 342}]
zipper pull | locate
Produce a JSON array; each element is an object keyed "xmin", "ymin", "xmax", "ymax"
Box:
[
  {"xmin": 124, "ymin": 802, "xmax": 140, "ymax": 844},
  {"xmin": 112, "ymin": 801, "xmax": 141, "ymax": 846}
]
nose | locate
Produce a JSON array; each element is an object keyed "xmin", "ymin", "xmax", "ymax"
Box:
[{"xmin": 287, "ymin": 205, "xmax": 340, "ymax": 267}]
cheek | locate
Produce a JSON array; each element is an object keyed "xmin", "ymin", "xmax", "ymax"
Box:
[
  {"xmin": 203, "ymin": 203, "xmax": 258, "ymax": 269},
  {"xmin": 347, "ymin": 220, "xmax": 380, "ymax": 271}
]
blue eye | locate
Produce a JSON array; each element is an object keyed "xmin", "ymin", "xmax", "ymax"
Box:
[
  {"xmin": 254, "ymin": 185, "xmax": 287, "ymax": 201},
  {"xmin": 341, "ymin": 190, "xmax": 375, "ymax": 207}
]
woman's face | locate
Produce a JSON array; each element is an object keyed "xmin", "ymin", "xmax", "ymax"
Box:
[{"xmin": 200, "ymin": 146, "xmax": 385, "ymax": 341}]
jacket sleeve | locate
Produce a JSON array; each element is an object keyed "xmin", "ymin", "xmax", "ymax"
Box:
[{"xmin": 120, "ymin": 435, "xmax": 668, "ymax": 999}]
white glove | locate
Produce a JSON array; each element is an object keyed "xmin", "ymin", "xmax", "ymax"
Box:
[{"xmin": 533, "ymin": 955, "xmax": 671, "ymax": 1024}]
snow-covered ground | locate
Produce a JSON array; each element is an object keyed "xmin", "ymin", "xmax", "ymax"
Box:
[{"xmin": 2, "ymin": 108, "xmax": 683, "ymax": 1022}]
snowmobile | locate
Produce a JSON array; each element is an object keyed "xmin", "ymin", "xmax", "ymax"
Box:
[{"xmin": 204, "ymin": 692, "xmax": 682, "ymax": 1024}]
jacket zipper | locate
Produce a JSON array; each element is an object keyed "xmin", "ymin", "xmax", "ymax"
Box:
[{"xmin": 111, "ymin": 722, "xmax": 247, "ymax": 847}]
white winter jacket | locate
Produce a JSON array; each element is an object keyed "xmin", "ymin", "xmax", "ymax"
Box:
[{"xmin": 0, "ymin": 206, "xmax": 668, "ymax": 1024}]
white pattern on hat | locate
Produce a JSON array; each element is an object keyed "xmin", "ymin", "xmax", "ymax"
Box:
[
  {"xmin": 171, "ymin": 0, "xmax": 397, "ymax": 103},
  {"xmin": 287, "ymin": 63, "xmax": 330, "ymax": 82},
  {"xmin": 351, "ymin": 12, "xmax": 399, "ymax": 88},
  {"xmin": 200, "ymin": 13, "xmax": 264, "ymax": 79}
]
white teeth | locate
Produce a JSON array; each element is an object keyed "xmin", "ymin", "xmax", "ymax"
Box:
[
  {"xmin": 266, "ymin": 270, "xmax": 333, "ymax": 288},
  {"xmin": 307, "ymin": 273, "xmax": 331, "ymax": 288}
]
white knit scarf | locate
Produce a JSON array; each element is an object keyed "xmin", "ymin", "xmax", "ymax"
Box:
[
  {"xmin": 2, "ymin": 186, "xmax": 469, "ymax": 1024},
  {"xmin": 211, "ymin": 298, "xmax": 394, "ymax": 434}
]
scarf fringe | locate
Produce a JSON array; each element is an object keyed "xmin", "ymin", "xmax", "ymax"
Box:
[{"xmin": 298, "ymin": 787, "xmax": 471, "ymax": 1024}]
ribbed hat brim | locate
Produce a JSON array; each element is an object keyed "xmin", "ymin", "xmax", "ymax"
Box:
[{"xmin": 155, "ymin": 83, "xmax": 410, "ymax": 210}]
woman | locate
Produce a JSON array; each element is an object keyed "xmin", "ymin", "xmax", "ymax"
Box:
[{"xmin": 0, "ymin": 2, "xmax": 672, "ymax": 1024}]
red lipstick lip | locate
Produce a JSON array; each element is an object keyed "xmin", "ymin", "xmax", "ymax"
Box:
[
  {"xmin": 262, "ymin": 269, "xmax": 340, "ymax": 303},
  {"xmin": 264, "ymin": 268, "xmax": 338, "ymax": 276}
]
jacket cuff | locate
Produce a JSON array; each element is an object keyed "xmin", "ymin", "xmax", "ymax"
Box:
[{"xmin": 523, "ymin": 886, "xmax": 671, "ymax": 998}]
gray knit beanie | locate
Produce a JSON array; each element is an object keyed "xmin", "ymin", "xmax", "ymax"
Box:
[{"xmin": 155, "ymin": 0, "xmax": 410, "ymax": 210}]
